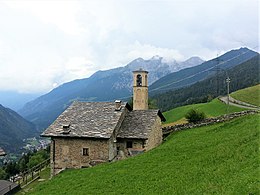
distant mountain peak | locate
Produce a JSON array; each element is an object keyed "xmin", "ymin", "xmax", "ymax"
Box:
[
  {"xmin": 150, "ymin": 55, "xmax": 162, "ymax": 61},
  {"xmin": 132, "ymin": 57, "xmax": 144, "ymax": 63}
]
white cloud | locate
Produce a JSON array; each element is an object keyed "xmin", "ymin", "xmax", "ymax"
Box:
[
  {"xmin": 0, "ymin": 0, "xmax": 258, "ymax": 93},
  {"xmin": 3, "ymin": 0, "xmax": 84, "ymax": 35}
]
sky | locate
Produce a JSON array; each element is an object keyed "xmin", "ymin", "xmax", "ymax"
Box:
[{"xmin": 0, "ymin": 0, "xmax": 258, "ymax": 94}]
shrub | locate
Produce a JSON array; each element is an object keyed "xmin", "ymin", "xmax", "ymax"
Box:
[{"xmin": 185, "ymin": 109, "xmax": 206, "ymax": 123}]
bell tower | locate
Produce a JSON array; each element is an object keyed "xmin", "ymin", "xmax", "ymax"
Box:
[{"xmin": 133, "ymin": 69, "xmax": 148, "ymax": 110}]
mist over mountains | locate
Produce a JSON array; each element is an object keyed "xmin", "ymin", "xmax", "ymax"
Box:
[{"xmin": 0, "ymin": 92, "xmax": 41, "ymax": 111}]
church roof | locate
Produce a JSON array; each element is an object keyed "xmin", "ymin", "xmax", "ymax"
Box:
[
  {"xmin": 117, "ymin": 110, "xmax": 165, "ymax": 139},
  {"xmin": 41, "ymin": 101, "xmax": 130, "ymax": 139}
]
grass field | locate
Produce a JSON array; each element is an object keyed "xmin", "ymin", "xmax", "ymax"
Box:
[
  {"xmin": 28, "ymin": 114, "xmax": 259, "ymax": 195},
  {"xmin": 163, "ymin": 98, "xmax": 246, "ymax": 125},
  {"xmin": 231, "ymin": 84, "xmax": 260, "ymax": 107}
]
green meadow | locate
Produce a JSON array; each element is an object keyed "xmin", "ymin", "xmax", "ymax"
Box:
[
  {"xmin": 28, "ymin": 114, "xmax": 259, "ymax": 195},
  {"xmin": 231, "ymin": 84, "xmax": 260, "ymax": 107},
  {"xmin": 163, "ymin": 98, "xmax": 246, "ymax": 125}
]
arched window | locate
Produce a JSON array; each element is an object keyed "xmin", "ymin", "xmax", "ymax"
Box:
[{"xmin": 136, "ymin": 74, "xmax": 142, "ymax": 86}]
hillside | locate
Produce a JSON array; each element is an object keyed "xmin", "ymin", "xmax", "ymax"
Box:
[
  {"xmin": 150, "ymin": 47, "xmax": 258, "ymax": 94},
  {"xmin": 19, "ymin": 56, "xmax": 203, "ymax": 130},
  {"xmin": 163, "ymin": 98, "xmax": 246, "ymax": 125},
  {"xmin": 153, "ymin": 54, "xmax": 260, "ymax": 111},
  {"xmin": 230, "ymin": 84, "xmax": 260, "ymax": 107},
  {"xmin": 0, "ymin": 104, "xmax": 37, "ymax": 153},
  {"xmin": 28, "ymin": 114, "xmax": 259, "ymax": 194}
]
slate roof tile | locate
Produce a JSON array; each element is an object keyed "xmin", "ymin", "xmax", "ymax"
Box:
[
  {"xmin": 41, "ymin": 101, "xmax": 127, "ymax": 139},
  {"xmin": 117, "ymin": 110, "xmax": 160, "ymax": 139}
]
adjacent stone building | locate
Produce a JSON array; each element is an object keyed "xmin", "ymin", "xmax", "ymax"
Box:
[{"xmin": 42, "ymin": 69, "xmax": 166, "ymax": 176}]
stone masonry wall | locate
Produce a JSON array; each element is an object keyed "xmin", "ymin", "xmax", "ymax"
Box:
[
  {"xmin": 116, "ymin": 139, "xmax": 144, "ymax": 151},
  {"xmin": 163, "ymin": 110, "xmax": 259, "ymax": 136},
  {"xmin": 109, "ymin": 108, "xmax": 129, "ymax": 161},
  {"xmin": 51, "ymin": 137, "xmax": 109, "ymax": 176},
  {"xmin": 145, "ymin": 116, "xmax": 163, "ymax": 151}
]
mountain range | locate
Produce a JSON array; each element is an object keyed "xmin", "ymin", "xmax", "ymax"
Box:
[
  {"xmin": 152, "ymin": 54, "xmax": 260, "ymax": 111},
  {"xmin": 150, "ymin": 47, "xmax": 258, "ymax": 94},
  {"xmin": 17, "ymin": 47, "xmax": 258, "ymax": 131},
  {"xmin": 0, "ymin": 104, "xmax": 37, "ymax": 153},
  {"xmin": 18, "ymin": 56, "xmax": 204, "ymax": 130}
]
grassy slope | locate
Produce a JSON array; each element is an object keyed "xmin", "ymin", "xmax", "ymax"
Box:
[
  {"xmin": 29, "ymin": 114, "xmax": 259, "ymax": 195},
  {"xmin": 163, "ymin": 99, "xmax": 246, "ymax": 125},
  {"xmin": 16, "ymin": 167, "xmax": 50, "ymax": 195},
  {"xmin": 231, "ymin": 84, "xmax": 260, "ymax": 107}
]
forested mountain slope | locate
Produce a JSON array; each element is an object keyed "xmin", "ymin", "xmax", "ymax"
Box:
[
  {"xmin": 0, "ymin": 104, "xmax": 37, "ymax": 153},
  {"xmin": 153, "ymin": 54, "xmax": 260, "ymax": 111},
  {"xmin": 150, "ymin": 47, "xmax": 258, "ymax": 94}
]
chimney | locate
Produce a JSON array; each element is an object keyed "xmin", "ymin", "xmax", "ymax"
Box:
[
  {"xmin": 62, "ymin": 124, "xmax": 71, "ymax": 134},
  {"xmin": 115, "ymin": 100, "xmax": 122, "ymax": 111}
]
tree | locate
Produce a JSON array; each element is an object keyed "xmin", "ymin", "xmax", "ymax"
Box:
[
  {"xmin": 185, "ymin": 109, "xmax": 206, "ymax": 123},
  {"xmin": 27, "ymin": 154, "xmax": 44, "ymax": 169},
  {"xmin": 0, "ymin": 168, "xmax": 7, "ymax": 179}
]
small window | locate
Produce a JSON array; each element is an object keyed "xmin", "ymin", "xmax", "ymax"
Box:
[
  {"xmin": 126, "ymin": 141, "xmax": 133, "ymax": 148},
  {"xmin": 82, "ymin": 148, "xmax": 89, "ymax": 156}
]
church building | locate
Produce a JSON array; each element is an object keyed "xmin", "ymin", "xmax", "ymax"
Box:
[{"xmin": 42, "ymin": 69, "xmax": 166, "ymax": 176}]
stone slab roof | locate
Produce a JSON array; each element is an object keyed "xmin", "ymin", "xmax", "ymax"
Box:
[
  {"xmin": 41, "ymin": 101, "xmax": 129, "ymax": 139},
  {"xmin": 0, "ymin": 148, "xmax": 6, "ymax": 156},
  {"xmin": 117, "ymin": 110, "xmax": 161, "ymax": 139},
  {"xmin": 0, "ymin": 180, "xmax": 19, "ymax": 194}
]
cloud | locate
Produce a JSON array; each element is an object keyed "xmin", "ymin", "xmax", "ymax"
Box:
[
  {"xmin": 108, "ymin": 41, "xmax": 183, "ymax": 66},
  {"xmin": 3, "ymin": 0, "xmax": 84, "ymax": 35},
  {"xmin": 0, "ymin": 0, "xmax": 258, "ymax": 93}
]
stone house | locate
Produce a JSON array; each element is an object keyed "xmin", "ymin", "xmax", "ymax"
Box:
[{"xmin": 42, "ymin": 69, "xmax": 166, "ymax": 176}]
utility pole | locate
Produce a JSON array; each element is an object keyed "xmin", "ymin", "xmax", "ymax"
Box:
[
  {"xmin": 216, "ymin": 55, "xmax": 220, "ymax": 96},
  {"xmin": 226, "ymin": 77, "xmax": 231, "ymax": 114}
]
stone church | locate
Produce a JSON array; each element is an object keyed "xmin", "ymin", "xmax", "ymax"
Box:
[{"xmin": 42, "ymin": 69, "xmax": 166, "ymax": 176}]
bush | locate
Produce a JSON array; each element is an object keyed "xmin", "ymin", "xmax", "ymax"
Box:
[{"xmin": 185, "ymin": 109, "xmax": 206, "ymax": 123}]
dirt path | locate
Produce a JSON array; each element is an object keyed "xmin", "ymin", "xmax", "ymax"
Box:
[{"xmin": 219, "ymin": 96, "xmax": 259, "ymax": 110}]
